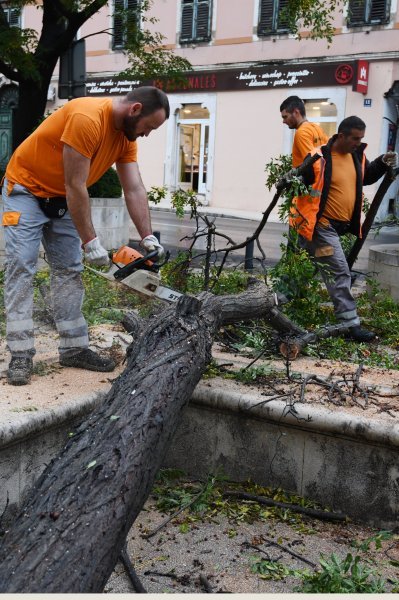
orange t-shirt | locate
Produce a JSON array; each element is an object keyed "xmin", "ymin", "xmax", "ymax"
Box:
[
  {"xmin": 6, "ymin": 97, "xmax": 137, "ymax": 197},
  {"xmin": 319, "ymin": 151, "xmax": 357, "ymax": 225},
  {"xmin": 292, "ymin": 121, "xmax": 328, "ymax": 167}
]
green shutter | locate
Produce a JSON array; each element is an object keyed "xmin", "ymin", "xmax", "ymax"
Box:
[
  {"xmin": 258, "ymin": 0, "xmax": 274, "ymax": 35},
  {"xmin": 181, "ymin": 0, "xmax": 194, "ymax": 41},
  {"xmin": 195, "ymin": 0, "xmax": 211, "ymax": 41},
  {"xmin": 369, "ymin": 0, "xmax": 389, "ymax": 23},
  {"xmin": 180, "ymin": 0, "xmax": 211, "ymax": 43},
  {"xmin": 277, "ymin": 0, "xmax": 290, "ymax": 31},
  {"xmin": 258, "ymin": 0, "xmax": 289, "ymax": 35},
  {"xmin": 348, "ymin": 0, "xmax": 389, "ymax": 25}
]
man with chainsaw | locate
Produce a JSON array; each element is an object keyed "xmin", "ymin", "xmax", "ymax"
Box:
[
  {"xmin": 1, "ymin": 86, "xmax": 168, "ymax": 385},
  {"xmin": 291, "ymin": 115, "xmax": 398, "ymax": 342}
]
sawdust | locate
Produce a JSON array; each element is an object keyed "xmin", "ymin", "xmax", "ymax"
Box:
[{"xmin": 1, "ymin": 326, "xmax": 398, "ymax": 424}]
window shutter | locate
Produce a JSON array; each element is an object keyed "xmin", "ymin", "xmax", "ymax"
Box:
[
  {"xmin": 369, "ymin": 0, "xmax": 389, "ymax": 23},
  {"xmin": 258, "ymin": 0, "xmax": 274, "ymax": 35},
  {"xmin": 196, "ymin": 0, "xmax": 211, "ymax": 41},
  {"xmin": 347, "ymin": 0, "xmax": 366, "ymax": 25},
  {"xmin": 348, "ymin": 0, "xmax": 389, "ymax": 25},
  {"xmin": 277, "ymin": 0, "xmax": 290, "ymax": 31},
  {"xmin": 181, "ymin": 0, "xmax": 194, "ymax": 41},
  {"xmin": 113, "ymin": 0, "xmax": 125, "ymax": 48},
  {"xmin": 8, "ymin": 8, "xmax": 20, "ymax": 27}
]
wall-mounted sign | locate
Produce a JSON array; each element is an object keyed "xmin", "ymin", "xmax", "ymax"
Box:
[
  {"xmin": 353, "ymin": 60, "xmax": 369, "ymax": 95},
  {"xmin": 364, "ymin": 98, "xmax": 372, "ymax": 107},
  {"xmin": 86, "ymin": 61, "xmax": 356, "ymax": 96}
]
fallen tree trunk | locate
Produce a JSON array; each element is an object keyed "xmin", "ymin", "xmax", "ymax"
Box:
[{"xmin": 0, "ymin": 280, "xmax": 298, "ymax": 593}]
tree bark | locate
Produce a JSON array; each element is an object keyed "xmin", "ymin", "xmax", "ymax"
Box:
[{"xmin": 0, "ymin": 280, "xmax": 289, "ymax": 593}]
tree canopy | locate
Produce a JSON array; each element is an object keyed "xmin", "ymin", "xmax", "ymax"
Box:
[{"xmin": 0, "ymin": 0, "xmax": 343, "ymax": 147}]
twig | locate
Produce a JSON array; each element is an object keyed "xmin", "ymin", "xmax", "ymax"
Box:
[
  {"xmin": 241, "ymin": 542, "xmax": 280, "ymax": 562},
  {"xmin": 259, "ymin": 536, "xmax": 317, "ymax": 568},
  {"xmin": 143, "ymin": 487, "xmax": 205, "ymax": 539},
  {"xmin": 119, "ymin": 543, "xmax": 147, "ymax": 593},
  {"xmin": 223, "ymin": 490, "xmax": 347, "ymax": 523}
]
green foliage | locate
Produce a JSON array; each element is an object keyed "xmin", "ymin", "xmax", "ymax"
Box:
[
  {"xmin": 351, "ymin": 530, "xmax": 393, "ymax": 552},
  {"xmin": 250, "ymin": 557, "xmax": 303, "ymax": 580},
  {"xmin": 118, "ymin": 0, "xmax": 191, "ymax": 82},
  {"xmin": 283, "ymin": 0, "xmax": 339, "ymax": 43},
  {"xmin": 81, "ymin": 268, "xmax": 139, "ymax": 325},
  {"xmin": 264, "ymin": 154, "xmax": 310, "ymax": 223},
  {"xmin": 161, "ymin": 253, "xmax": 249, "ymax": 296},
  {"xmin": 88, "ymin": 168, "xmax": 122, "ymax": 198},
  {"xmin": 296, "ymin": 552, "xmax": 386, "ymax": 593},
  {"xmin": 147, "ymin": 186, "xmax": 201, "ymax": 218},
  {"xmin": 234, "ymin": 364, "xmax": 278, "ymax": 383}
]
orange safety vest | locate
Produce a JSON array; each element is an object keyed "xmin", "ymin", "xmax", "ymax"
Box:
[{"xmin": 289, "ymin": 147, "xmax": 366, "ymax": 241}]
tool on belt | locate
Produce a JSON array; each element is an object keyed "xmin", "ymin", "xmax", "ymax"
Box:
[{"xmin": 86, "ymin": 245, "xmax": 183, "ymax": 303}]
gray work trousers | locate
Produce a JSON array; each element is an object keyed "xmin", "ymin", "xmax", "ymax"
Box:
[
  {"xmin": 299, "ymin": 224, "xmax": 360, "ymax": 328},
  {"xmin": 2, "ymin": 181, "xmax": 89, "ymax": 358}
]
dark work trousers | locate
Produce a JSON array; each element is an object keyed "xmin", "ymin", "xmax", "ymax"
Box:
[{"xmin": 299, "ymin": 223, "xmax": 360, "ymax": 328}]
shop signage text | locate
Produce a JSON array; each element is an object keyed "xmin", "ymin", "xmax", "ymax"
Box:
[{"xmin": 86, "ymin": 62, "xmax": 356, "ymax": 96}]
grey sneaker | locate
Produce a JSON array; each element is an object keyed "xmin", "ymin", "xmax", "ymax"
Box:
[
  {"xmin": 60, "ymin": 348, "xmax": 115, "ymax": 372},
  {"xmin": 7, "ymin": 357, "xmax": 33, "ymax": 386}
]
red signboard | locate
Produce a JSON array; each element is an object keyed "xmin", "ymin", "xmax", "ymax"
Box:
[{"xmin": 353, "ymin": 60, "xmax": 369, "ymax": 95}]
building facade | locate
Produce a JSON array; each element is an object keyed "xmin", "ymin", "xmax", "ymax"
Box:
[{"xmin": 1, "ymin": 0, "xmax": 399, "ymax": 220}]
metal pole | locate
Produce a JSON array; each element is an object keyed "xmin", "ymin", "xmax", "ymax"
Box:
[{"xmin": 244, "ymin": 238, "xmax": 254, "ymax": 271}]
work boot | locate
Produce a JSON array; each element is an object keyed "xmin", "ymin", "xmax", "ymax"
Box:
[
  {"xmin": 347, "ymin": 326, "xmax": 376, "ymax": 343},
  {"xmin": 59, "ymin": 348, "xmax": 115, "ymax": 372},
  {"xmin": 7, "ymin": 357, "xmax": 33, "ymax": 386}
]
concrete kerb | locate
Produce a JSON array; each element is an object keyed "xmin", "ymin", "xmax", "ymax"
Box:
[
  {"xmin": 192, "ymin": 383, "xmax": 399, "ymax": 448},
  {"xmin": 0, "ymin": 390, "xmax": 107, "ymax": 449},
  {"xmin": 1, "ymin": 375, "xmax": 398, "ymax": 528}
]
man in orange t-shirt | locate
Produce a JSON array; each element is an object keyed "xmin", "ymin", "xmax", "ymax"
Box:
[
  {"xmin": 280, "ymin": 95, "xmax": 328, "ymax": 168},
  {"xmin": 1, "ymin": 86, "xmax": 169, "ymax": 385},
  {"xmin": 280, "ymin": 96, "xmax": 329, "ymax": 252}
]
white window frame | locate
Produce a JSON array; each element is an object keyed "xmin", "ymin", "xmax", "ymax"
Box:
[{"xmin": 164, "ymin": 93, "xmax": 216, "ymax": 206}]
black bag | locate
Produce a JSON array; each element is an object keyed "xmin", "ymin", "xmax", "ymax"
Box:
[{"xmin": 37, "ymin": 196, "xmax": 68, "ymax": 219}]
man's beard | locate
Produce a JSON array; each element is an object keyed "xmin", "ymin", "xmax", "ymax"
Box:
[{"xmin": 122, "ymin": 114, "xmax": 143, "ymax": 141}]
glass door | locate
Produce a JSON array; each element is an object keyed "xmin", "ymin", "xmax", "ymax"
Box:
[{"xmin": 176, "ymin": 104, "xmax": 210, "ymax": 194}]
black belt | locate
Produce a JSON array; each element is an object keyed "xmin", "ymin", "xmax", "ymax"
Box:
[
  {"xmin": 327, "ymin": 218, "xmax": 351, "ymax": 236},
  {"xmin": 35, "ymin": 196, "xmax": 68, "ymax": 219}
]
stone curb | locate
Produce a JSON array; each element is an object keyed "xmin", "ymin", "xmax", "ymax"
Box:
[
  {"xmin": 0, "ymin": 391, "xmax": 108, "ymax": 449},
  {"xmin": 192, "ymin": 383, "xmax": 399, "ymax": 448},
  {"xmin": 1, "ymin": 379, "xmax": 397, "ymax": 451}
]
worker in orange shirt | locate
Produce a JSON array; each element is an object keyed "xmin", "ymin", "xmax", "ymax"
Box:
[
  {"xmin": 280, "ymin": 95, "xmax": 328, "ymax": 167},
  {"xmin": 2, "ymin": 86, "xmax": 168, "ymax": 385}
]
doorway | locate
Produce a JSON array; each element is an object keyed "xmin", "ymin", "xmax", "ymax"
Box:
[{"xmin": 176, "ymin": 104, "xmax": 209, "ymax": 195}]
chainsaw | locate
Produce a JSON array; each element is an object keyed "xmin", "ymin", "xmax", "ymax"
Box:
[{"xmin": 86, "ymin": 245, "xmax": 183, "ymax": 303}]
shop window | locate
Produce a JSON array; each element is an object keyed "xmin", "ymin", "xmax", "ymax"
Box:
[
  {"xmin": 304, "ymin": 99, "xmax": 337, "ymax": 138},
  {"xmin": 180, "ymin": 0, "xmax": 212, "ymax": 44},
  {"xmin": 3, "ymin": 4, "xmax": 21, "ymax": 27},
  {"xmin": 347, "ymin": 0, "xmax": 390, "ymax": 26},
  {"xmin": 257, "ymin": 0, "xmax": 290, "ymax": 36},
  {"xmin": 113, "ymin": 0, "xmax": 140, "ymax": 50}
]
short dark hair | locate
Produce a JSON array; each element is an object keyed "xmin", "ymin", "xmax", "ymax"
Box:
[
  {"xmin": 279, "ymin": 95, "xmax": 306, "ymax": 117},
  {"xmin": 126, "ymin": 86, "xmax": 170, "ymax": 119},
  {"xmin": 338, "ymin": 116, "xmax": 366, "ymax": 135}
]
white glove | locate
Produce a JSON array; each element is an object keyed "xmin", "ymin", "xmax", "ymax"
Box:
[
  {"xmin": 140, "ymin": 234, "xmax": 165, "ymax": 259},
  {"xmin": 83, "ymin": 237, "xmax": 110, "ymax": 266},
  {"xmin": 382, "ymin": 151, "xmax": 398, "ymax": 169}
]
